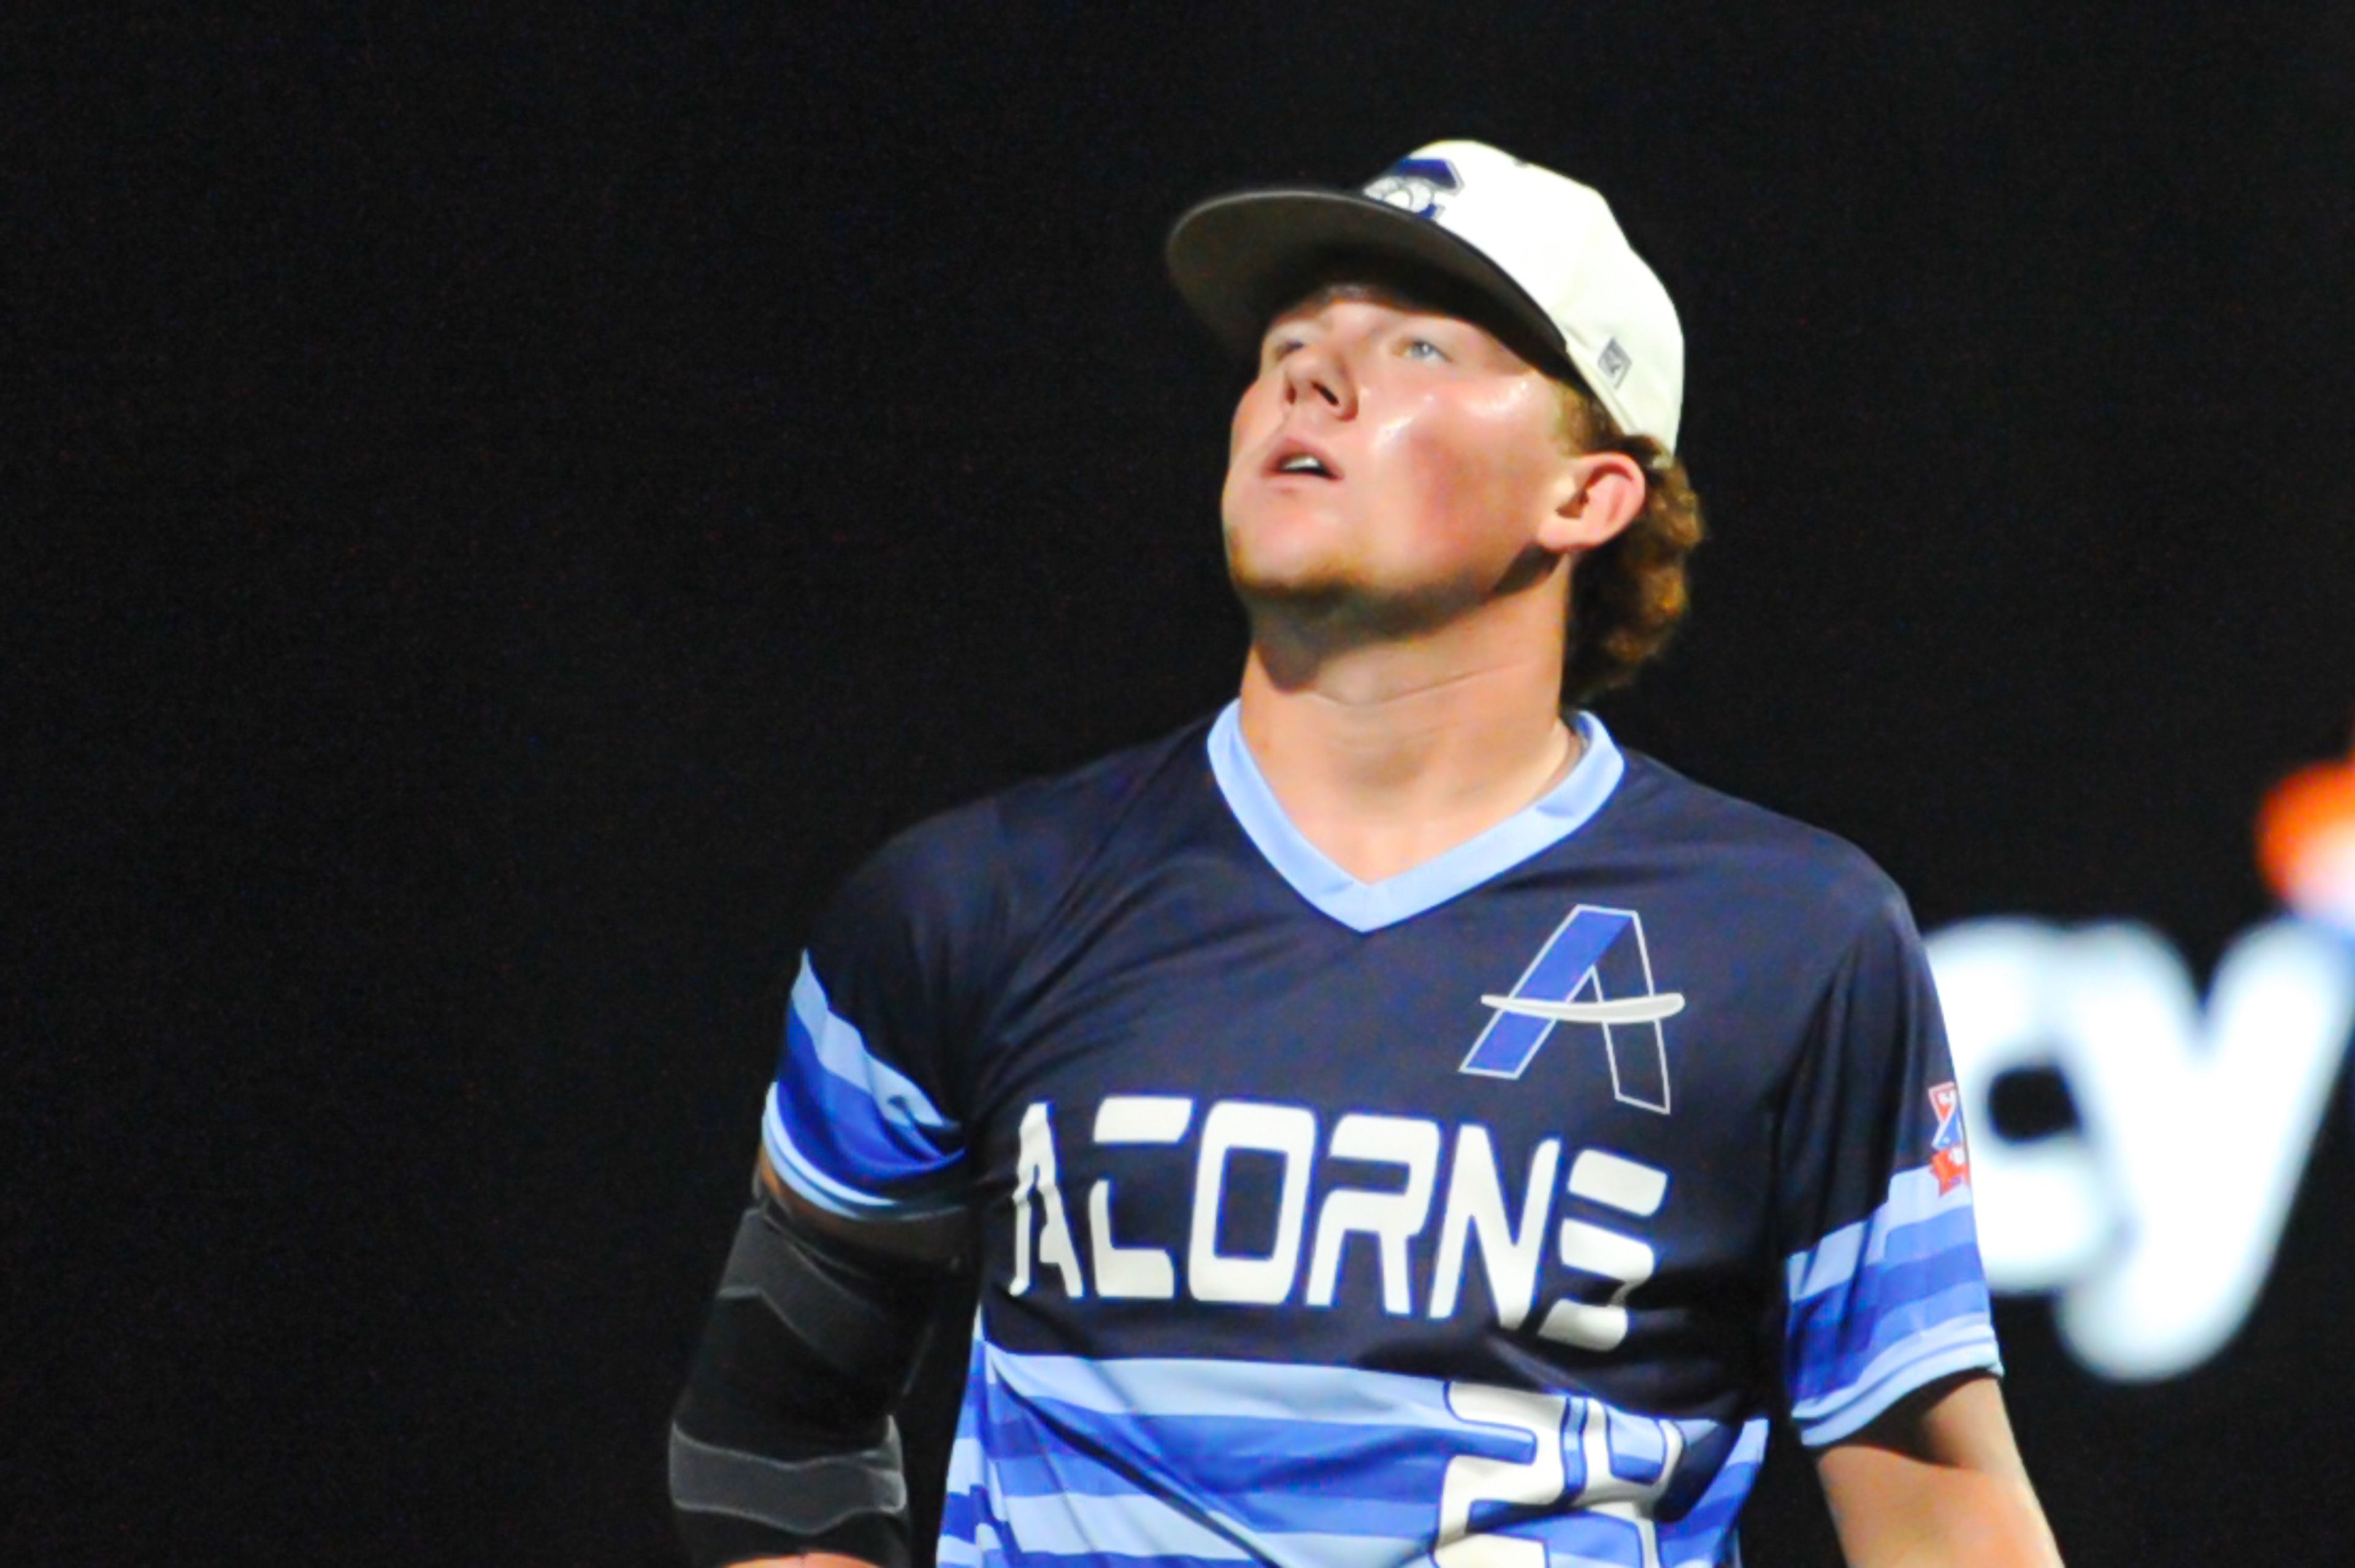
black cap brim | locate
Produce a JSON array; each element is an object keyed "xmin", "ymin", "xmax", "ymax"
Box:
[{"xmin": 1165, "ymin": 187, "xmax": 1571, "ymax": 375}]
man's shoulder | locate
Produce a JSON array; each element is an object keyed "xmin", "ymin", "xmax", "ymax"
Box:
[
  {"xmin": 1606, "ymin": 744, "xmax": 1910, "ymax": 937},
  {"xmin": 837, "ymin": 713, "xmax": 1219, "ymax": 930}
]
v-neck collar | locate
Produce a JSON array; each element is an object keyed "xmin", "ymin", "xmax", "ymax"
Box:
[{"xmin": 1204, "ymin": 701, "xmax": 1625, "ymax": 933}]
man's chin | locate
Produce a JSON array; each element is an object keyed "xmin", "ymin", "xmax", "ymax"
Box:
[
  {"xmin": 1230, "ymin": 568, "xmax": 1468, "ymax": 645},
  {"xmin": 1228, "ymin": 561, "xmax": 1360, "ymax": 621}
]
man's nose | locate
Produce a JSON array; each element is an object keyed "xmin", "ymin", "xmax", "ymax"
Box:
[{"xmin": 1281, "ymin": 340, "xmax": 1355, "ymax": 418}]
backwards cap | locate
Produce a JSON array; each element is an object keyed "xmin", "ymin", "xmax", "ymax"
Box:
[{"xmin": 1166, "ymin": 139, "xmax": 1684, "ymax": 453}]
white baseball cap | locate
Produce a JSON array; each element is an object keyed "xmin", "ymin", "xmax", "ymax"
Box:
[{"xmin": 1166, "ymin": 139, "xmax": 1685, "ymax": 454}]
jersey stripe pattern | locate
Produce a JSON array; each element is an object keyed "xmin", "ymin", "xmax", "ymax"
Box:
[
  {"xmin": 762, "ymin": 708, "xmax": 2002, "ymax": 1567},
  {"xmin": 764, "ymin": 954, "xmax": 966, "ymax": 1220},
  {"xmin": 935, "ymin": 1339, "xmax": 1771, "ymax": 1568},
  {"xmin": 1783, "ymin": 1167, "xmax": 1997, "ymax": 1444}
]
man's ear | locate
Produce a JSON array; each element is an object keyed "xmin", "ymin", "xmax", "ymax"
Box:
[{"xmin": 1539, "ymin": 451, "xmax": 1647, "ymax": 553}]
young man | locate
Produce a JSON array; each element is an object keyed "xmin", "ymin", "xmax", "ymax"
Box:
[{"xmin": 671, "ymin": 141, "xmax": 2062, "ymax": 1568}]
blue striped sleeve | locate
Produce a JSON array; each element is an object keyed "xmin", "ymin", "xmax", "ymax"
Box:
[
  {"xmin": 762, "ymin": 952, "xmax": 967, "ymax": 1218},
  {"xmin": 1783, "ymin": 1166, "xmax": 2000, "ymax": 1444},
  {"xmin": 1775, "ymin": 887, "xmax": 2002, "ymax": 1446}
]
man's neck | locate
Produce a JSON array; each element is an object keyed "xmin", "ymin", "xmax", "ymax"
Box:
[{"xmin": 1235, "ymin": 621, "xmax": 1580, "ymax": 885}]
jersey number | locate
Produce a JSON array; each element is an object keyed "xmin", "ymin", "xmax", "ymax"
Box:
[{"xmin": 1436, "ymin": 1381, "xmax": 1686, "ymax": 1568}]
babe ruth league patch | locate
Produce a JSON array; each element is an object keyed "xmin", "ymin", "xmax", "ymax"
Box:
[{"xmin": 1929, "ymin": 1080, "xmax": 1970, "ymax": 1194}]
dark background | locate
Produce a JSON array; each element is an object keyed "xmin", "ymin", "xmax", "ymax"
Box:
[{"xmin": 14, "ymin": 3, "xmax": 2355, "ymax": 1562}]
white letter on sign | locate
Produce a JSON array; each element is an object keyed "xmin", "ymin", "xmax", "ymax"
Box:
[{"xmin": 1931, "ymin": 916, "xmax": 2355, "ymax": 1380}]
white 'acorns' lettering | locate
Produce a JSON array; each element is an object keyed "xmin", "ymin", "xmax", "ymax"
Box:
[
  {"xmin": 1003, "ymin": 1098, "xmax": 1665, "ymax": 1326},
  {"xmin": 1188, "ymin": 1101, "xmax": 1319, "ymax": 1304},
  {"xmin": 1428, "ymin": 1125, "xmax": 1562, "ymax": 1329},
  {"xmin": 1087, "ymin": 1095, "xmax": 1193, "ymax": 1299},
  {"xmin": 1306, "ymin": 1114, "xmax": 1442, "ymax": 1314},
  {"xmin": 1009, "ymin": 1101, "xmax": 1084, "ymax": 1298}
]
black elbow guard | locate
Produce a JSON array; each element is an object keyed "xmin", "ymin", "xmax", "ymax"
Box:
[{"xmin": 670, "ymin": 1182, "xmax": 950, "ymax": 1568}]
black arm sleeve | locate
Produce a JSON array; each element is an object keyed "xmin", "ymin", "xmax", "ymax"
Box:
[{"xmin": 669, "ymin": 1180, "xmax": 965, "ymax": 1568}]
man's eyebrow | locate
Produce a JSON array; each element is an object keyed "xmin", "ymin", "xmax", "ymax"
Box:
[{"xmin": 1276, "ymin": 281, "xmax": 1433, "ymax": 315}]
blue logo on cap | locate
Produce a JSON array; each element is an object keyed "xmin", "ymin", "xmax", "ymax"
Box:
[{"xmin": 1363, "ymin": 158, "xmax": 1462, "ymax": 220}]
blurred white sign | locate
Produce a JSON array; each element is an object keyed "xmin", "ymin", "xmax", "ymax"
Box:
[{"xmin": 1927, "ymin": 916, "xmax": 2355, "ymax": 1380}]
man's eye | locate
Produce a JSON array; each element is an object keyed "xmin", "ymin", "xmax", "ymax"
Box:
[
  {"xmin": 1265, "ymin": 337, "xmax": 1306, "ymax": 362},
  {"xmin": 1402, "ymin": 337, "xmax": 1448, "ymax": 361}
]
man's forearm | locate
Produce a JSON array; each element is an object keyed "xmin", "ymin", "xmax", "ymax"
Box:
[
  {"xmin": 670, "ymin": 1171, "xmax": 948, "ymax": 1568},
  {"xmin": 1825, "ymin": 1463, "xmax": 2061, "ymax": 1568},
  {"xmin": 1817, "ymin": 1376, "xmax": 2064, "ymax": 1568}
]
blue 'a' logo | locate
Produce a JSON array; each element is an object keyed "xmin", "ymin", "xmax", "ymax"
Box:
[
  {"xmin": 1363, "ymin": 157, "xmax": 1463, "ymax": 220},
  {"xmin": 1461, "ymin": 904, "xmax": 1682, "ymax": 1114}
]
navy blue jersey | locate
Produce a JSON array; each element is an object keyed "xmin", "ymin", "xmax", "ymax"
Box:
[{"xmin": 764, "ymin": 707, "xmax": 1997, "ymax": 1568}]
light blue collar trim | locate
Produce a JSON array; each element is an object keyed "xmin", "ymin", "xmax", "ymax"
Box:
[{"xmin": 1206, "ymin": 702, "xmax": 1626, "ymax": 933}]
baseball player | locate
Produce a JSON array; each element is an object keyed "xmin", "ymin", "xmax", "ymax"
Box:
[{"xmin": 670, "ymin": 140, "xmax": 2062, "ymax": 1568}]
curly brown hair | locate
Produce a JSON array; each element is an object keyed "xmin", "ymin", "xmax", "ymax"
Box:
[{"xmin": 1555, "ymin": 382, "xmax": 1705, "ymax": 705}]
